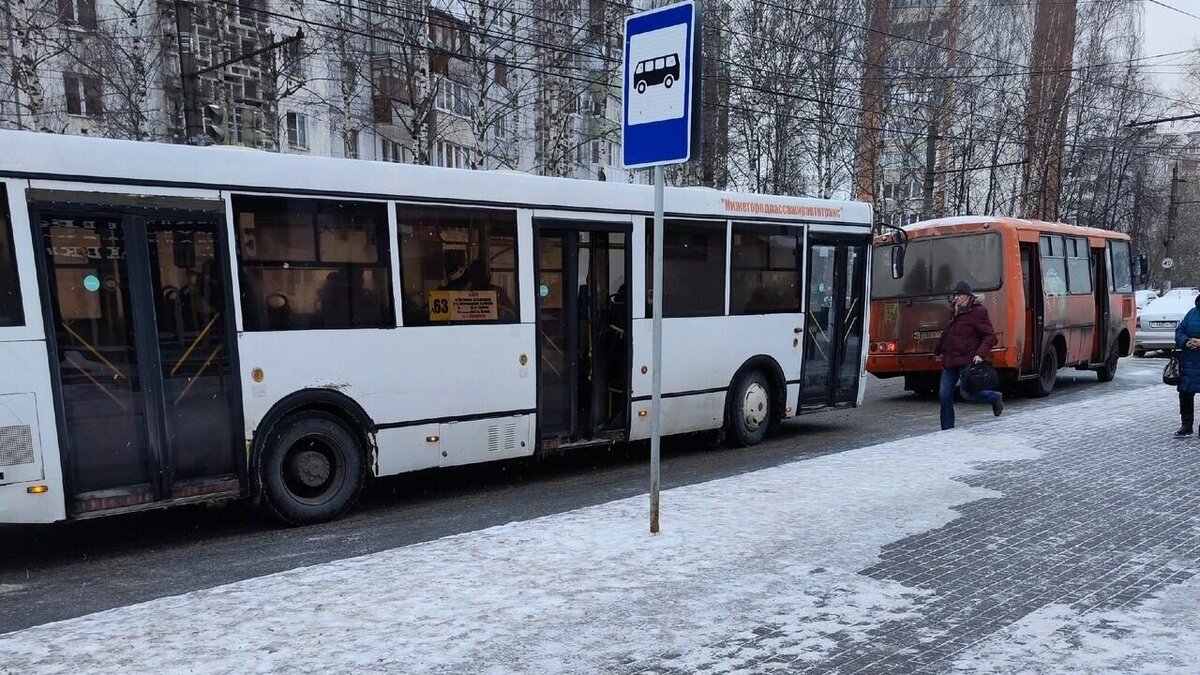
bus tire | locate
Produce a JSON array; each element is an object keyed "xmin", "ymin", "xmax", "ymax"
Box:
[
  {"xmin": 664, "ymin": 74, "xmax": 674, "ymax": 88},
  {"xmin": 1026, "ymin": 347, "xmax": 1058, "ymax": 398},
  {"xmin": 259, "ymin": 411, "xmax": 366, "ymax": 526},
  {"xmin": 725, "ymin": 369, "xmax": 772, "ymax": 447},
  {"xmin": 1096, "ymin": 349, "xmax": 1119, "ymax": 383}
]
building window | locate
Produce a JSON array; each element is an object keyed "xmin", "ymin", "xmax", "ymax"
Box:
[
  {"xmin": 235, "ymin": 196, "xmax": 394, "ymax": 331},
  {"xmin": 62, "ymin": 74, "xmax": 103, "ymax": 117},
  {"xmin": 283, "ymin": 38, "xmax": 304, "ymax": 77},
  {"xmin": 397, "ymin": 205, "xmax": 519, "ymax": 326},
  {"xmin": 646, "ymin": 219, "xmax": 727, "ymax": 318},
  {"xmin": 286, "ymin": 112, "xmax": 308, "ymax": 150},
  {"xmin": 58, "ymin": 0, "xmax": 97, "ymax": 29},
  {"xmin": 731, "ymin": 224, "xmax": 801, "ymax": 315},
  {"xmin": 435, "ymin": 140, "xmax": 471, "ymax": 169},
  {"xmin": 381, "ymin": 138, "xmax": 402, "ymax": 163},
  {"xmin": 435, "ymin": 79, "xmax": 472, "ymax": 118},
  {"xmin": 0, "ymin": 191, "xmax": 24, "ymax": 327},
  {"xmin": 494, "ymin": 57, "xmax": 508, "ymax": 87}
]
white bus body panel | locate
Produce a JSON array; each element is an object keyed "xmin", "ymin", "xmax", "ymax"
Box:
[
  {"xmin": 627, "ymin": 313, "xmax": 803, "ymax": 440},
  {"xmin": 238, "ymin": 324, "xmax": 538, "ymax": 477},
  {"xmin": 0, "ymin": 181, "xmax": 67, "ymax": 523}
]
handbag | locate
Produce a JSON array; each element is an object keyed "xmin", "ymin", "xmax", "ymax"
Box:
[
  {"xmin": 963, "ymin": 361, "xmax": 1000, "ymax": 394},
  {"xmin": 1163, "ymin": 352, "xmax": 1182, "ymax": 386}
]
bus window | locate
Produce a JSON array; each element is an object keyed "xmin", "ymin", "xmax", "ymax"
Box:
[
  {"xmin": 1066, "ymin": 237, "xmax": 1091, "ymax": 295},
  {"xmin": 730, "ymin": 223, "xmax": 800, "ymax": 315},
  {"xmin": 0, "ymin": 190, "xmax": 23, "ymax": 327},
  {"xmin": 234, "ymin": 196, "xmax": 394, "ymax": 331},
  {"xmin": 646, "ymin": 219, "xmax": 727, "ymax": 317},
  {"xmin": 870, "ymin": 232, "xmax": 1001, "ymax": 299},
  {"xmin": 1109, "ymin": 241, "xmax": 1133, "ymax": 293},
  {"xmin": 397, "ymin": 205, "xmax": 519, "ymax": 326},
  {"xmin": 1040, "ymin": 235, "xmax": 1068, "ymax": 296}
]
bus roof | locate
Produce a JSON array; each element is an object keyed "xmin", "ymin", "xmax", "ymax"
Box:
[
  {"xmin": 896, "ymin": 216, "xmax": 1130, "ymax": 241},
  {"xmin": 0, "ymin": 130, "xmax": 871, "ymax": 226}
]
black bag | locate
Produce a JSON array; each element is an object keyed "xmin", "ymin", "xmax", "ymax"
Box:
[
  {"xmin": 1163, "ymin": 353, "xmax": 1181, "ymax": 386},
  {"xmin": 963, "ymin": 361, "xmax": 1000, "ymax": 394}
]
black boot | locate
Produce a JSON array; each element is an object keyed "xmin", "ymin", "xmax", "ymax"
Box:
[{"xmin": 1174, "ymin": 426, "xmax": 1193, "ymax": 438}]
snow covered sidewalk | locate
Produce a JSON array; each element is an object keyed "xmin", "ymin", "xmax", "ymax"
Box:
[{"xmin": 3, "ymin": 386, "xmax": 1199, "ymax": 674}]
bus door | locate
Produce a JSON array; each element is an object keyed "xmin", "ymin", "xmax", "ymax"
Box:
[
  {"xmin": 534, "ymin": 217, "xmax": 631, "ymax": 443},
  {"xmin": 1091, "ymin": 245, "xmax": 1111, "ymax": 362},
  {"xmin": 1020, "ymin": 242, "xmax": 1045, "ymax": 376},
  {"xmin": 800, "ymin": 235, "xmax": 868, "ymax": 409},
  {"xmin": 31, "ymin": 197, "xmax": 242, "ymax": 516}
]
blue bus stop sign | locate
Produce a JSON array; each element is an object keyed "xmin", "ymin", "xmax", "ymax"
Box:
[{"xmin": 622, "ymin": 1, "xmax": 698, "ymax": 169}]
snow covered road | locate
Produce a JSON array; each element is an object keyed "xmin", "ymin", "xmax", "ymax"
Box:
[{"xmin": 3, "ymin": 385, "xmax": 1198, "ymax": 674}]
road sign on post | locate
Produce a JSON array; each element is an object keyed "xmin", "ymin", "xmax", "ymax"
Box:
[
  {"xmin": 622, "ymin": 1, "xmax": 699, "ymax": 169},
  {"xmin": 622, "ymin": 0, "xmax": 700, "ymax": 535}
]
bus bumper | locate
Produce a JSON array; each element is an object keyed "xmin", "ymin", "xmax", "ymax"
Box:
[{"xmin": 0, "ymin": 480, "xmax": 66, "ymax": 524}]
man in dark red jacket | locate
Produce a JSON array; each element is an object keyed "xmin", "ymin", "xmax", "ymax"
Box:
[{"xmin": 934, "ymin": 280, "xmax": 1004, "ymax": 430}]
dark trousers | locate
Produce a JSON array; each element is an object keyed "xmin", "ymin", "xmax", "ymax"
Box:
[
  {"xmin": 1181, "ymin": 392, "xmax": 1195, "ymax": 431},
  {"xmin": 940, "ymin": 366, "xmax": 1000, "ymax": 431}
]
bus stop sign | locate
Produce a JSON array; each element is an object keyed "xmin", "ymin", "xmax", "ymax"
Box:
[{"xmin": 621, "ymin": 1, "xmax": 699, "ymax": 169}]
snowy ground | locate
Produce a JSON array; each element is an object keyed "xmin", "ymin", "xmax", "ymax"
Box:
[{"xmin": 2, "ymin": 386, "xmax": 1198, "ymax": 674}]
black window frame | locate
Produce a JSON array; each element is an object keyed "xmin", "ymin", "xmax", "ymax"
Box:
[
  {"xmin": 645, "ymin": 218, "xmax": 728, "ymax": 319},
  {"xmin": 233, "ymin": 194, "xmax": 396, "ymax": 332},
  {"xmin": 0, "ymin": 189, "xmax": 25, "ymax": 327},
  {"xmin": 729, "ymin": 222, "xmax": 803, "ymax": 316},
  {"xmin": 396, "ymin": 204, "xmax": 521, "ymax": 327}
]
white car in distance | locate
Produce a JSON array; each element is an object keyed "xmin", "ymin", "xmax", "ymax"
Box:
[{"xmin": 1136, "ymin": 288, "xmax": 1199, "ymax": 356}]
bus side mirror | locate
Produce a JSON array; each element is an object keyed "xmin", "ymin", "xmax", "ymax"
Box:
[{"xmin": 890, "ymin": 245, "xmax": 906, "ymax": 280}]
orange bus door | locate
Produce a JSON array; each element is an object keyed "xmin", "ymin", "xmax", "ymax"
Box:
[
  {"xmin": 1091, "ymin": 247, "xmax": 1110, "ymax": 363},
  {"xmin": 1020, "ymin": 243, "xmax": 1044, "ymax": 377}
]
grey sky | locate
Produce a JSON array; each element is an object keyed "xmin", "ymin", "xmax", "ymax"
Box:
[{"xmin": 1142, "ymin": 0, "xmax": 1200, "ymax": 96}]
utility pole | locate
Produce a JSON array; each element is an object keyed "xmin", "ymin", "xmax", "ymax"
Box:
[
  {"xmin": 856, "ymin": 0, "xmax": 890, "ymax": 204},
  {"xmin": 1165, "ymin": 162, "xmax": 1182, "ymax": 290},
  {"xmin": 2, "ymin": 0, "xmax": 21, "ymax": 129},
  {"xmin": 174, "ymin": 0, "xmax": 201, "ymax": 143}
]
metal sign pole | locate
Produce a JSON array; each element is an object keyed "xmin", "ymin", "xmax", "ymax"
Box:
[{"xmin": 650, "ymin": 165, "xmax": 665, "ymax": 534}]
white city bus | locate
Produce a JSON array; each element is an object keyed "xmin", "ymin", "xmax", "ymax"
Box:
[{"xmin": 0, "ymin": 130, "xmax": 872, "ymax": 525}]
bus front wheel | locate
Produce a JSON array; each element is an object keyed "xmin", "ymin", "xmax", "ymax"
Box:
[
  {"xmin": 637, "ymin": 81, "xmax": 647, "ymax": 94},
  {"xmin": 725, "ymin": 370, "xmax": 773, "ymax": 447},
  {"xmin": 664, "ymin": 75, "xmax": 674, "ymax": 88},
  {"xmin": 260, "ymin": 412, "xmax": 366, "ymax": 525}
]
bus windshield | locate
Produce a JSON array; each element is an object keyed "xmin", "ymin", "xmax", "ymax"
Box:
[{"xmin": 872, "ymin": 231, "xmax": 1003, "ymax": 299}]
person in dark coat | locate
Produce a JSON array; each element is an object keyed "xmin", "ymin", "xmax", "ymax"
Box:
[
  {"xmin": 934, "ymin": 280, "xmax": 1004, "ymax": 430},
  {"xmin": 1172, "ymin": 294, "xmax": 1200, "ymax": 437}
]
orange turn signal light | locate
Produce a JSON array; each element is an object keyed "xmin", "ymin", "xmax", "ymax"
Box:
[{"xmin": 27, "ymin": 485, "xmax": 49, "ymax": 494}]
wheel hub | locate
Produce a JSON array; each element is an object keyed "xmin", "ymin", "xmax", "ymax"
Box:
[
  {"xmin": 290, "ymin": 448, "xmax": 332, "ymax": 488},
  {"xmin": 743, "ymin": 383, "xmax": 769, "ymax": 431}
]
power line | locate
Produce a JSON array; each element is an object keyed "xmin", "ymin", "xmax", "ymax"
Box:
[{"xmin": 1144, "ymin": 0, "xmax": 1200, "ymax": 22}]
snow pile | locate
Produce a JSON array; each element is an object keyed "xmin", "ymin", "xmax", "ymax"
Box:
[{"xmin": 0, "ymin": 429, "xmax": 1035, "ymax": 674}]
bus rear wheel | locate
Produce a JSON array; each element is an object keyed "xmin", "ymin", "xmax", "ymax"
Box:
[
  {"xmin": 1096, "ymin": 349, "xmax": 1119, "ymax": 383},
  {"xmin": 260, "ymin": 412, "xmax": 366, "ymax": 525},
  {"xmin": 725, "ymin": 370, "xmax": 773, "ymax": 447},
  {"xmin": 1025, "ymin": 347, "xmax": 1058, "ymax": 398}
]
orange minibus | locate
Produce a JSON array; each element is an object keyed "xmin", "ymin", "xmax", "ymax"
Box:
[{"xmin": 868, "ymin": 217, "xmax": 1136, "ymax": 397}]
